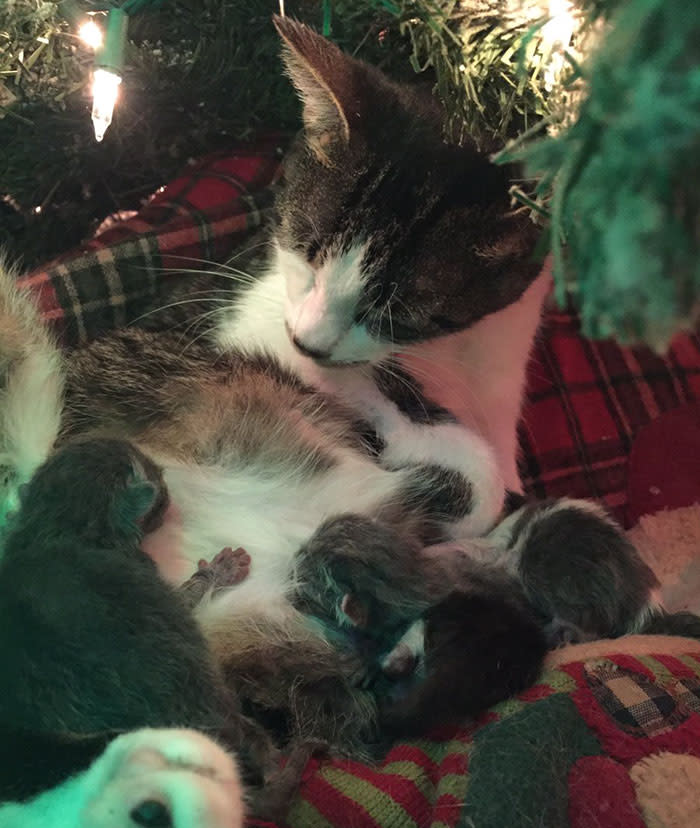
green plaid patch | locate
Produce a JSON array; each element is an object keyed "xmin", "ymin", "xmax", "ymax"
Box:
[{"xmin": 585, "ymin": 660, "xmax": 689, "ymax": 738}]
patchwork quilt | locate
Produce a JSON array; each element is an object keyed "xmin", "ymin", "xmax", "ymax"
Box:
[{"xmin": 21, "ymin": 143, "xmax": 700, "ymax": 828}]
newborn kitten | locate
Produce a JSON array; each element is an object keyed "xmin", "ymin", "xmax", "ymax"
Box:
[{"xmin": 0, "ymin": 438, "xmax": 288, "ymax": 827}]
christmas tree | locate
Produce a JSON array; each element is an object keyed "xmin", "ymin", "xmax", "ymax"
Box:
[{"xmin": 1, "ymin": 0, "xmax": 698, "ymax": 347}]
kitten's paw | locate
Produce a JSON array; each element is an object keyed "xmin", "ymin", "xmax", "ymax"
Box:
[
  {"xmin": 381, "ymin": 641, "xmax": 419, "ymax": 679},
  {"xmin": 81, "ymin": 728, "xmax": 244, "ymax": 828},
  {"xmin": 179, "ymin": 547, "xmax": 251, "ymax": 608},
  {"xmin": 340, "ymin": 592, "xmax": 369, "ymax": 628},
  {"xmin": 198, "ymin": 547, "xmax": 251, "ymax": 588}
]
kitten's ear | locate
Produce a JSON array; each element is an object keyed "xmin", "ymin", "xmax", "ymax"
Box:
[{"xmin": 274, "ymin": 16, "xmax": 358, "ymax": 163}]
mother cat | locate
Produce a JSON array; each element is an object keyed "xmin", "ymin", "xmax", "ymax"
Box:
[{"xmin": 0, "ymin": 16, "xmax": 662, "ymax": 828}]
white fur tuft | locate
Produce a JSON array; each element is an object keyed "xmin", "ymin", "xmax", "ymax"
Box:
[{"xmin": 0, "ymin": 260, "xmax": 64, "ymax": 529}]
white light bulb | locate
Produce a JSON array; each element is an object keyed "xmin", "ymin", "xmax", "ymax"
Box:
[
  {"xmin": 79, "ymin": 20, "xmax": 104, "ymax": 50},
  {"xmin": 541, "ymin": 0, "xmax": 576, "ymax": 48},
  {"xmin": 541, "ymin": 0, "xmax": 577, "ymax": 89},
  {"xmin": 91, "ymin": 68, "xmax": 122, "ymax": 142}
]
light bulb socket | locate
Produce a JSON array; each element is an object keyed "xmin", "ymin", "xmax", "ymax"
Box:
[{"xmin": 94, "ymin": 8, "xmax": 128, "ymax": 74}]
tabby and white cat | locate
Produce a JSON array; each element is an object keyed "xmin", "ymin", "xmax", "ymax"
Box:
[{"xmin": 0, "ymin": 17, "xmax": 665, "ymax": 828}]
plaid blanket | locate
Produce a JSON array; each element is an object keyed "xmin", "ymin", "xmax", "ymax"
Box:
[{"xmin": 22, "ymin": 145, "xmax": 700, "ymax": 828}]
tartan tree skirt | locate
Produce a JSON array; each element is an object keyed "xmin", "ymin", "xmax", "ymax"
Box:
[{"xmin": 20, "ymin": 144, "xmax": 700, "ymax": 828}]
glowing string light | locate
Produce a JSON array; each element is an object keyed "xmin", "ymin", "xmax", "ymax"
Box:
[
  {"xmin": 541, "ymin": 0, "xmax": 577, "ymax": 89},
  {"xmin": 91, "ymin": 8, "xmax": 128, "ymax": 142},
  {"xmin": 92, "ymin": 68, "xmax": 122, "ymax": 142},
  {"xmin": 78, "ymin": 19, "xmax": 104, "ymax": 50}
]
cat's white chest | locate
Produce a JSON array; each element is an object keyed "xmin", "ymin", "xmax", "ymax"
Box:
[{"xmin": 400, "ymin": 269, "xmax": 552, "ymax": 490}]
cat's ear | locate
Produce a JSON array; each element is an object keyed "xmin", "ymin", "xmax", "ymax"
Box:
[{"xmin": 274, "ymin": 16, "xmax": 358, "ymax": 163}]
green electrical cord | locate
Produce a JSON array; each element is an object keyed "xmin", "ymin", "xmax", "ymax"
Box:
[
  {"xmin": 121, "ymin": 0, "xmax": 169, "ymax": 13},
  {"xmin": 322, "ymin": 0, "xmax": 332, "ymax": 36}
]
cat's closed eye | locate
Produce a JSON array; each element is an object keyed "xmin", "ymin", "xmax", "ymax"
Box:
[{"xmin": 306, "ymin": 239, "xmax": 323, "ymax": 267}]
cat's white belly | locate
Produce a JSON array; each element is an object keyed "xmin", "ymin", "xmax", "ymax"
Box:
[{"xmin": 143, "ymin": 452, "xmax": 402, "ymax": 598}]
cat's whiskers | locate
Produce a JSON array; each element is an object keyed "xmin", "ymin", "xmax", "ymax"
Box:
[
  {"xmin": 296, "ymin": 207, "xmax": 322, "ymax": 244},
  {"xmin": 384, "ymin": 282, "xmax": 399, "ymax": 346},
  {"xmin": 176, "ymin": 307, "xmax": 233, "ymax": 354},
  {"xmin": 395, "ymin": 358, "xmax": 481, "ymax": 413},
  {"xmin": 135, "ymin": 256, "xmax": 265, "ymax": 288},
  {"xmin": 375, "ymin": 296, "xmax": 391, "ymax": 345},
  {"xmin": 147, "ymin": 265, "xmax": 260, "ymax": 287},
  {"xmin": 386, "ymin": 301, "xmax": 395, "ymax": 346},
  {"xmin": 224, "ymin": 237, "xmax": 274, "ymax": 262},
  {"xmin": 355, "ymin": 283, "xmax": 383, "ymax": 327},
  {"xmin": 160, "ymin": 248, "xmax": 273, "ymax": 273},
  {"xmin": 391, "ymin": 294, "xmax": 422, "ymax": 326},
  {"xmin": 129, "ymin": 295, "xmax": 230, "ymax": 327}
]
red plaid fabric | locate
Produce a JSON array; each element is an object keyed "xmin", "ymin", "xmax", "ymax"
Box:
[
  {"xmin": 21, "ymin": 137, "xmax": 284, "ymax": 346},
  {"xmin": 520, "ymin": 309, "xmax": 700, "ymax": 527}
]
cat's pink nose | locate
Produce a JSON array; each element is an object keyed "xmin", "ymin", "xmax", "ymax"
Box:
[{"xmin": 292, "ymin": 335, "xmax": 331, "ymax": 361}]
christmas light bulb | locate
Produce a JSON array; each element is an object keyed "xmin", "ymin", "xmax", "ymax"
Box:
[
  {"xmin": 78, "ymin": 19, "xmax": 104, "ymax": 50},
  {"xmin": 542, "ymin": 0, "xmax": 576, "ymax": 49},
  {"xmin": 541, "ymin": 0, "xmax": 576, "ymax": 89},
  {"xmin": 91, "ymin": 68, "xmax": 121, "ymax": 142}
]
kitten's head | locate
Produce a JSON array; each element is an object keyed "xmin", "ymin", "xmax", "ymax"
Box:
[{"xmin": 273, "ymin": 17, "xmax": 542, "ymax": 366}]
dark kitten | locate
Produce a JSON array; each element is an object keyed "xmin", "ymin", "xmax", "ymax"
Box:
[
  {"xmin": 0, "ymin": 439, "xmax": 231, "ymax": 734},
  {"xmin": 381, "ymin": 589, "xmax": 548, "ymax": 736},
  {"xmin": 0, "ymin": 438, "xmax": 310, "ymax": 828}
]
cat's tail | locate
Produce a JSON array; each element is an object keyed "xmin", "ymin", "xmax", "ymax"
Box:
[{"xmin": 0, "ymin": 257, "xmax": 64, "ymax": 527}]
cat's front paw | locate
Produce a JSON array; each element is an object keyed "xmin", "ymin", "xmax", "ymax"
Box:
[
  {"xmin": 81, "ymin": 728, "xmax": 244, "ymax": 828},
  {"xmin": 386, "ymin": 422, "xmax": 505, "ymax": 538}
]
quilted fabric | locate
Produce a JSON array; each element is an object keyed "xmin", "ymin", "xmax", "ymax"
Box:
[
  {"xmin": 266, "ymin": 648, "xmax": 700, "ymax": 828},
  {"xmin": 21, "ymin": 146, "xmax": 700, "ymax": 828}
]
